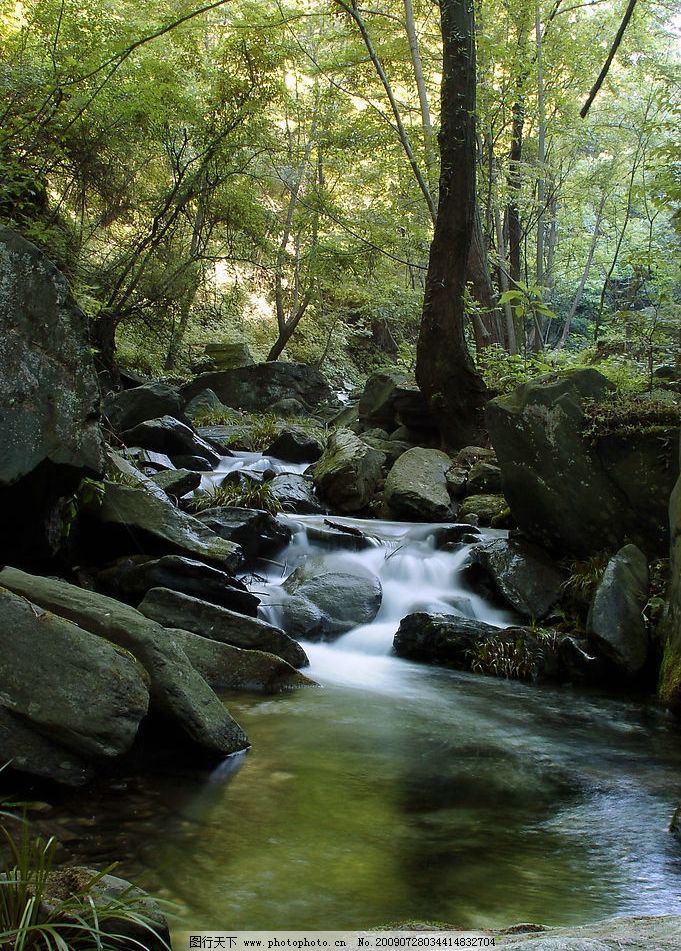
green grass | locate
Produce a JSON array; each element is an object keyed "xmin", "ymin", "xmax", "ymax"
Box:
[{"xmin": 186, "ymin": 481, "xmax": 282, "ymax": 515}]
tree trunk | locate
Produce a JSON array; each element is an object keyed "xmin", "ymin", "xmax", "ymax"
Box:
[{"xmin": 415, "ymin": 0, "xmax": 487, "ymax": 450}]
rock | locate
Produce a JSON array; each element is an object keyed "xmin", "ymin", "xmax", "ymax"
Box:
[
  {"xmin": 122, "ymin": 447, "xmax": 175, "ymax": 473},
  {"xmin": 661, "ymin": 454, "xmax": 681, "ymax": 710},
  {"xmin": 587, "ymin": 544, "xmax": 649, "ymax": 675},
  {"xmin": 96, "ymin": 555, "xmax": 259, "ymax": 616},
  {"xmin": 467, "ymin": 462, "xmax": 504, "ymax": 494},
  {"xmin": 149, "ymin": 468, "xmax": 202, "ymax": 498},
  {"xmin": 454, "ymin": 446, "xmax": 497, "ymax": 468},
  {"xmin": 268, "ymin": 474, "xmax": 325, "ymax": 514},
  {"xmin": 257, "ymin": 585, "xmax": 326, "ymax": 640},
  {"xmin": 329, "ymin": 402, "xmax": 360, "ymax": 431},
  {"xmin": 487, "ymin": 369, "xmax": 679, "ymax": 556},
  {"xmin": 268, "ymin": 397, "xmax": 309, "ymax": 417},
  {"xmin": 0, "ymin": 566, "xmax": 249, "ymax": 756},
  {"xmin": 171, "ymin": 453, "xmax": 215, "ymax": 471},
  {"xmin": 458, "ymin": 494, "xmax": 509, "ymax": 525},
  {"xmin": 184, "ymin": 387, "xmax": 226, "ymax": 421},
  {"xmin": 430, "ymin": 524, "xmax": 482, "ymax": 549},
  {"xmin": 467, "ymin": 538, "xmax": 565, "ymax": 620},
  {"xmin": 670, "ymin": 805, "xmax": 681, "ymax": 843},
  {"xmin": 0, "ymin": 706, "xmax": 94, "ymax": 786},
  {"xmin": 181, "ymin": 362, "xmax": 336, "ymax": 412},
  {"xmin": 121, "ymin": 415, "xmax": 220, "ymax": 467},
  {"xmin": 0, "ymin": 227, "xmax": 104, "ymax": 563},
  {"xmin": 106, "ymin": 450, "xmax": 169, "ymax": 502},
  {"xmin": 384, "ymin": 448, "xmax": 453, "ymax": 521},
  {"xmin": 203, "ymin": 340, "xmax": 254, "ymax": 369},
  {"xmin": 497, "ymin": 916, "xmax": 681, "ymax": 950},
  {"xmin": 360, "ymin": 434, "xmax": 413, "ymax": 467},
  {"xmin": 138, "ymin": 587, "xmax": 308, "ymax": 668},
  {"xmin": 311, "ymin": 428, "xmax": 384, "ymax": 513},
  {"xmin": 283, "ymin": 557, "xmax": 382, "ymax": 639},
  {"xmin": 265, "ymin": 428, "xmax": 325, "ymax": 463},
  {"xmin": 195, "ymin": 506, "xmax": 291, "ymax": 558},
  {"xmin": 446, "ymin": 466, "xmax": 468, "ymax": 498},
  {"xmin": 86, "ymin": 483, "xmax": 242, "ymax": 572},
  {"xmin": 104, "ymin": 382, "xmax": 184, "ymax": 433},
  {"xmin": 0, "ymin": 586, "xmax": 149, "ymax": 758},
  {"xmin": 358, "ymin": 369, "xmax": 409, "ymax": 431}
]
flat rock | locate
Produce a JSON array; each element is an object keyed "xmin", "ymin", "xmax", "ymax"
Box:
[
  {"xmin": 150, "ymin": 468, "xmax": 202, "ymax": 498},
  {"xmin": 467, "ymin": 538, "xmax": 564, "ymax": 619},
  {"xmin": 104, "ymin": 382, "xmax": 184, "ymax": 434}
]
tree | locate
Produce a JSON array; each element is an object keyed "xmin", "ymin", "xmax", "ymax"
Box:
[{"xmin": 415, "ymin": 0, "xmax": 487, "ymax": 449}]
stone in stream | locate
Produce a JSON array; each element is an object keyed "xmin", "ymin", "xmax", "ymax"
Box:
[
  {"xmin": 96, "ymin": 554, "xmax": 259, "ymax": 617},
  {"xmin": 587, "ymin": 544, "xmax": 649, "ymax": 675},
  {"xmin": 195, "ymin": 506, "xmax": 292, "ymax": 558},
  {"xmin": 0, "ymin": 586, "xmax": 149, "ymax": 759},
  {"xmin": 383, "ymin": 447, "xmax": 454, "ymax": 521},
  {"xmin": 0, "ymin": 705, "xmax": 94, "ymax": 787},
  {"xmin": 149, "ymin": 467, "xmax": 202, "ymax": 498},
  {"xmin": 268, "ymin": 473, "xmax": 326, "ymax": 515},
  {"xmin": 311, "ymin": 428, "xmax": 384, "ymax": 513},
  {"xmin": 265, "ymin": 427, "xmax": 325, "ymax": 463},
  {"xmin": 104, "ymin": 381, "xmax": 185, "ymax": 433},
  {"xmin": 121, "ymin": 415, "xmax": 220, "ymax": 467},
  {"xmin": 282, "ymin": 557, "xmax": 382, "ymax": 640},
  {"xmin": 83, "ymin": 482, "xmax": 243, "ymax": 572},
  {"xmin": 138, "ymin": 587, "xmax": 308, "ymax": 668},
  {"xmin": 466, "ymin": 537, "xmax": 565, "ymax": 620},
  {"xmin": 0, "ymin": 566, "xmax": 250, "ymax": 757}
]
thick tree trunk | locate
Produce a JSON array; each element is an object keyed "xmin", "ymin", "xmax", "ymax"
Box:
[{"xmin": 415, "ymin": 0, "xmax": 487, "ymax": 450}]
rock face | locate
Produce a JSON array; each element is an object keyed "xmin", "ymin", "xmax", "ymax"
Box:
[
  {"xmin": 487, "ymin": 369, "xmax": 679, "ymax": 556},
  {"xmin": 282, "ymin": 557, "xmax": 382, "ymax": 639},
  {"xmin": 138, "ymin": 587, "xmax": 308, "ymax": 668},
  {"xmin": 660, "ymin": 454, "xmax": 681, "ymax": 710},
  {"xmin": 86, "ymin": 483, "xmax": 243, "ymax": 571},
  {"xmin": 181, "ymin": 362, "xmax": 335, "ymax": 412},
  {"xmin": 467, "ymin": 538, "xmax": 564, "ymax": 620},
  {"xmin": 0, "ymin": 566, "xmax": 249, "ymax": 757},
  {"xmin": 121, "ymin": 416, "xmax": 220, "ymax": 466},
  {"xmin": 587, "ymin": 544, "xmax": 649, "ymax": 675},
  {"xmin": 384, "ymin": 448, "xmax": 453, "ymax": 521},
  {"xmin": 149, "ymin": 468, "xmax": 202, "ymax": 498},
  {"xmin": 195, "ymin": 506, "xmax": 291, "ymax": 558},
  {"xmin": 0, "ymin": 227, "xmax": 104, "ymax": 562},
  {"xmin": 185, "ymin": 387, "xmax": 225, "ymax": 421},
  {"xmin": 357, "ymin": 369, "xmax": 435, "ymax": 435},
  {"xmin": 0, "ymin": 587, "xmax": 149, "ymax": 759},
  {"xmin": 311, "ymin": 428, "xmax": 384, "ymax": 513},
  {"xmin": 104, "ymin": 382, "xmax": 184, "ymax": 434}
]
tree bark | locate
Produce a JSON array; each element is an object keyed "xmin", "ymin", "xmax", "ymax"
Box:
[{"xmin": 415, "ymin": 0, "xmax": 487, "ymax": 450}]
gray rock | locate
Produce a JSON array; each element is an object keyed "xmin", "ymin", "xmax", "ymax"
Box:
[
  {"xmin": 311, "ymin": 428, "xmax": 384, "ymax": 513},
  {"xmin": 150, "ymin": 468, "xmax": 202, "ymax": 498},
  {"xmin": 122, "ymin": 447, "xmax": 175, "ymax": 472},
  {"xmin": 104, "ymin": 382, "xmax": 184, "ymax": 433},
  {"xmin": 122, "ymin": 415, "xmax": 220, "ymax": 466},
  {"xmin": 265, "ymin": 428, "xmax": 325, "ymax": 463},
  {"xmin": 268, "ymin": 474, "xmax": 325, "ymax": 514},
  {"xmin": 467, "ymin": 461, "xmax": 504, "ymax": 494},
  {"xmin": 203, "ymin": 340, "xmax": 254, "ymax": 369},
  {"xmin": 268, "ymin": 397, "xmax": 309, "ymax": 417},
  {"xmin": 0, "ymin": 567, "xmax": 249, "ymax": 756},
  {"xmin": 587, "ymin": 544, "xmax": 649, "ymax": 674},
  {"xmin": 454, "ymin": 446, "xmax": 498, "ymax": 468},
  {"xmin": 182, "ymin": 362, "xmax": 335, "ymax": 412},
  {"xmin": 458, "ymin": 494, "xmax": 509, "ymax": 526},
  {"xmin": 88, "ymin": 483, "xmax": 242, "ymax": 572},
  {"xmin": 96, "ymin": 554, "xmax": 259, "ymax": 616},
  {"xmin": 185, "ymin": 387, "xmax": 226, "ymax": 421},
  {"xmin": 670, "ymin": 805, "xmax": 681, "ymax": 843},
  {"xmin": 446, "ymin": 466, "xmax": 469, "ymax": 497},
  {"xmin": 138, "ymin": 587, "xmax": 308, "ymax": 668},
  {"xmin": 467, "ymin": 538, "xmax": 564, "ymax": 619},
  {"xmin": 196, "ymin": 506, "xmax": 291, "ymax": 557},
  {"xmin": 258, "ymin": 585, "xmax": 326, "ymax": 640},
  {"xmin": 498, "ymin": 916, "xmax": 681, "ymax": 950},
  {"xmin": 171, "ymin": 453, "xmax": 215, "ymax": 471},
  {"xmin": 283, "ymin": 557, "xmax": 382, "ymax": 639},
  {"xmin": 384, "ymin": 448, "xmax": 453, "ymax": 521},
  {"xmin": 0, "ymin": 587, "xmax": 149, "ymax": 758},
  {"xmin": 360, "ymin": 435, "xmax": 413, "ymax": 467},
  {"xmin": 0, "ymin": 706, "xmax": 94, "ymax": 786}
]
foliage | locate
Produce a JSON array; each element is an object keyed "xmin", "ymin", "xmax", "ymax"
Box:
[
  {"xmin": 582, "ymin": 394, "xmax": 681, "ymax": 442},
  {"xmin": 560, "ymin": 553, "xmax": 610, "ymax": 604},
  {"xmin": 186, "ymin": 481, "xmax": 282, "ymax": 515},
  {"xmin": 468, "ymin": 631, "xmax": 555, "ymax": 681}
]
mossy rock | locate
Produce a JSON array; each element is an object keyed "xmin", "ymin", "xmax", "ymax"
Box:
[{"xmin": 459, "ymin": 494, "xmax": 509, "ymax": 525}]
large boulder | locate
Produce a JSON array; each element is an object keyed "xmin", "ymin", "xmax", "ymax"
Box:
[
  {"xmin": 0, "ymin": 227, "xmax": 104, "ymax": 563},
  {"xmin": 384, "ymin": 448, "xmax": 453, "ymax": 521},
  {"xmin": 0, "ymin": 567, "xmax": 249, "ymax": 757},
  {"xmin": 149, "ymin": 468, "xmax": 202, "ymax": 498},
  {"xmin": 586, "ymin": 544, "xmax": 649, "ymax": 676},
  {"xmin": 282, "ymin": 557, "xmax": 382, "ymax": 639},
  {"xmin": 311, "ymin": 428, "xmax": 384, "ymax": 513},
  {"xmin": 486, "ymin": 370, "xmax": 679, "ymax": 556},
  {"xmin": 95, "ymin": 554, "xmax": 259, "ymax": 616},
  {"xmin": 138, "ymin": 587, "xmax": 308, "ymax": 668},
  {"xmin": 195, "ymin": 506, "xmax": 292, "ymax": 558},
  {"xmin": 0, "ymin": 706, "xmax": 93, "ymax": 786},
  {"xmin": 661, "ymin": 454, "xmax": 681, "ymax": 710},
  {"xmin": 0, "ymin": 587, "xmax": 149, "ymax": 759},
  {"xmin": 103, "ymin": 382, "xmax": 184, "ymax": 433},
  {"xmin": 181, "ymin": 362, "xmax": 335, "ymax": 413},
  {"xmin": 84, "ymin": 483, "xmax": 243, "ymax": 572},
  {"xmin": 466, "ymin": 538, "xmax": 564, "ymax": 620},
  {"xmin": 357, "ymin": 369, "xmax": 435, "ymax": 435},
  {"xmin": 121, "ymin": 415, "xmax": 220, "ymax": 467}
]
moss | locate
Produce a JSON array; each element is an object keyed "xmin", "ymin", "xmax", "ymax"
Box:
[{"xmin": 582, "ymin": 394, "xmax": 681, "ymax": 443}]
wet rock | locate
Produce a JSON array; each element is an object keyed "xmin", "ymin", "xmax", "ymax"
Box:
[
  {"xmin": 0, "ymin": 566, "xmax": 249, "ymax": 757},
  {"xmin": 85, "ymin": 483, "xmax": 242, "ymax": 572},
  {"xmin": 265, "ymin": 428, "xmax": 325, "ymax": 463},
  {"xmin": 384, "ymin": 448, "xmax": 453, "ymax": 521},
  {"xmin": 122, "ymin": 415, "xmax": 220, "ymax": 467},
  {"xmin": 149, "ymin": 468, "xmax": 201, "ymax": 498},
  {"xmin": 0, "ymin": 586, "xmax": 149, "ymax": 759},
  {"xmin": 257, "ymin": 586, "xmax": 326, "ymax": 640},
  {"xmin": 311, "ymin": 428, "xmax": 384, "ymax": 513},
  {"xmin": 104, "ymin": 382, "xmax": 184, "ymax": 434},
  {"xmin": 195, "ymin": 506, "xmax": 291, "ymax": 558},
  {"xmin": 138, "ymin": 587, "xmax": 308, "ymax": 668},
  {"xmin": 283, "ymin": 556, "xmax": 382, "ymax": 639},
  {"xmin": 0, "ymin": 706, "xmax": 94, "ymax": 787},
  {"xmin": 171, "ymin": 453, "xmax": 215, "ymax": 471},
  {"xmin": 430, "ymin": 524, "xmax": 482, "ymax": 550},
  {"xmin": 96, "ymin": 555, "xmax": 259, "ymax": 616},
  {"xmin": 587, "ymin": 544, "xmax": 649, "ymax": 675},
  {"xmin": 467, "ymin": 462, "xmax": 504, "ymax": 494},
  {"xmin": 467, "ymin": 538, "xmax": 565, "ymax": 620},
  {"xmin": 268, "ymin": 474, "xmax": 326, "ymax": 514},
  {"xmin": 106, "ymin": 450, "xmax": 169, "ymax": 502},
  {"xmin": 458, "ymin": 494, "xmax": 509, "ymax": 526},
  {"xmin": 454, "ymin": 446, "xmax": 498, "ymax": 468},
  {"xmin": 181, "ymin": 361, "xmax": 336, "ymax": 412}
]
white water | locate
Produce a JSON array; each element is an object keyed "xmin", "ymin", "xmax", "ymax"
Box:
[{"xmin": 200, "ymin": 451, "xmax": 310, "ymax": 491}]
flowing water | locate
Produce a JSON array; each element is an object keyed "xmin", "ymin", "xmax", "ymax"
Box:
[{"xmin": 56, "ymin": 456, "xmax": 681, "ymax": 931}]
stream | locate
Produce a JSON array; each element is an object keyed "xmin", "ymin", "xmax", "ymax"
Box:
[{"xmin": 57, "ymin": 452, "xmax": 681, "ymax": 931}]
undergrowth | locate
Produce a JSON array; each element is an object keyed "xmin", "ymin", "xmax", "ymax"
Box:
[
  {"xmin": 468, "ymin": 630, "xmax": 558, "ymax": 681},
  {"xmin": 186, "ymin": 480, "xmax": 282, "ymax": 515},
  {"xmin": 582, "ymin": 393, "xmax": 681, "ymax": 442}
]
